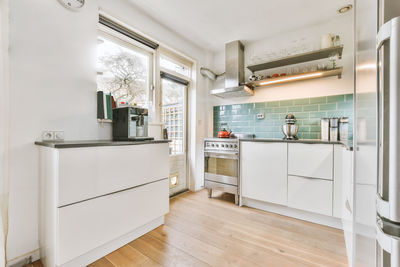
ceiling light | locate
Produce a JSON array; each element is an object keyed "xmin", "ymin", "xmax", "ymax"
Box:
[
  {"xmin": 258, "ymin": 72, "xmax": 324, "ymax": 86},
  {"xmin": 338, "ymin": 4, "xmax": 353, "ymax": 14}
]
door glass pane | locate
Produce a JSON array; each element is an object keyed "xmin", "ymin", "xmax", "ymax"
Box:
[
  {"xmin": 97, "ymin": 35, "xmax": 150, "ymax": 108},
  {"xmin": 161, "ymin": 79, "xmax": 185, "ymax": 154}
]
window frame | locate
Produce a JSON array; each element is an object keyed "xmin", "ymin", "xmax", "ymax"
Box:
[{"xmin": 97, "ymin": 24, "xmax": 156, "ymax": 118}]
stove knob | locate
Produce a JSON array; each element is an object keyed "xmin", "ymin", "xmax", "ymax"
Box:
[
  {"xmin": 234, "ymin": 144, "xmax": 238, "ymax": 148},
  {"xmin": 230, "ymin": 144, "xmax": 233, "ymax": 148},
  {"xmin": 211, "ymin": 144, "xmax": 215, "ymax": 147},
  {"xmin": 216, "ymin": 144, "xmax": 219, "ymax": 148},
  {"xmin": 221, "ymin": 144, "xmax": 225, "ymax": 148}
]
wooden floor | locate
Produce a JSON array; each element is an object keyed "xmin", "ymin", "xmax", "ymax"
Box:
[{"xmin": 30, "ymin": 190, "xmax": 348, "ymax": 267}]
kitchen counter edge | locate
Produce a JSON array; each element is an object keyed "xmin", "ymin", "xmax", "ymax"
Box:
[
  {"xmin": 34, "ymin": 139, "xmax": 171, "ymax": 149},
  {"xmin": 239, "ymin": 138, "xmax": 353, "ymax": 150}
]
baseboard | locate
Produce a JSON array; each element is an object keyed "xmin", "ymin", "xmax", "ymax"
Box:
[
  {"xmin": 59, "ymin": 216, "xmax": 164, "ymax": 267},
  {"xmin": 7, "ymin": 249, "xmax": 40, "ymax": 267},
  {"xmin": 242, "ymin": 197, "xmax": 343, "ymax": 229}
]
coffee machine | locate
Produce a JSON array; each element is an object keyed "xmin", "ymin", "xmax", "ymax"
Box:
[{"xmin": 112, "ymin": 107, "xmax": 153, "ymax": 141}]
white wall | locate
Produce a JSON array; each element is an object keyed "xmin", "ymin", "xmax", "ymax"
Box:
[
  {"xmin": 207, "ymin": 13, "xmax": 354, "ymax": 134},
  {"xmin": 6, "ymin": 0, "xmax": 211, "ymax": 262},
  {"xmin": 0, "ymin": 0, "xmax": 10, "ymax": 266}
]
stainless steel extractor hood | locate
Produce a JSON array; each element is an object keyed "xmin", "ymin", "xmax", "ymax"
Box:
[{"xmin": 210, "ymin": 41, "xmax": 254, "ymax": 98}]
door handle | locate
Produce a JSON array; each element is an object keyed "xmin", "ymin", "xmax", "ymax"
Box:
[{"xmin": 376, "ymin": 16, "xmax": 400, "ymax": 222}]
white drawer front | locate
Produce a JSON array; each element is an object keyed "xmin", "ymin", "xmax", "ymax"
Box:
[
  {"xmin": 58, "ymin": 143, "xmax": 169, "ymax": 206},
  {"xmin": 288, "ymin": 175, "xmax": 333, "ymax": 216},
  {"xmin": 57, "ymin": 179, "xmax": 169, "ymax": 265},
  {"xmin": 288, "ymin": 143, "xmax": 333, "ymax": 180}
]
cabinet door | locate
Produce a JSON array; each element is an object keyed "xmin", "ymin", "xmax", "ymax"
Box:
[
  {"xmin": 288, "ymin": 175, "xmax": 333, "ymax": 216},
  {"xmin": 241, "ymin": 142, "xmax": 287, "ymax": 205},
  {"xmin": 58, "ymin": 143, "xmax": 169, "ymax": 206},
  {"xmin": 57, "ymin": 179, "xmax": 169, "ymax": 265},
  {"xmin": 288, "ymin": 143, "xmax": 333, "ymax": 180},
  {"xmin": 333, "ymin": 145, "xmax": 354, "ymax": 218}
]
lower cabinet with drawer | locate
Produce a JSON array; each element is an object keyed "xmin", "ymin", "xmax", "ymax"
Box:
[
  {"xmin": 240, "ymin": 141, "xmax": 351, "ymax": 228},
  {"xmin": 287, "ymin": 175, "xmax": 333, "ymax": 216},
  {"xmin": 38, "ymin": 143, "xmax": 170, "ymax": 267}
]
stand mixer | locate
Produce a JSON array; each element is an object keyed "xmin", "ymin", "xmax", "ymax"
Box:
[{"xmin": 282, "ymin": 114, "xmax": 299, "ymax": 140}]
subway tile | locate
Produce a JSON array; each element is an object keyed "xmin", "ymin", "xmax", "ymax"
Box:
[
  {"xmin": 303, "ymin": 104, "xmax": 319, "ymax": 112},
  {"xmin": 287, "ymin": 106, "xmax": 303, "ymax": 112},
  {"xmin": 273, "ymin": 107, "xmax": 288, "ymax": 113},
  {"xmin": 279, "ymin": 100, "xmax": 294, "ymax": 107},
  {"xmin": 299, "ymin": 126, "xmax": 310, "ymax": 132},
  {"xmin": 294, "ymin": 98, "xmax": 310, "ymax": 105},
  {"xmin": 326, "ymin": 111, "xmax": 344, "ymax": 117},
  {"xmin": 273, "ymin": 132, "xmax": 285, "ymax": 139},
  {"xmin": 255, "ymin": 132, "xmax": 274, "ymax": 138},
  {"xmin": 327, "ymin": 95, "xmax": 345, "ymax": 103},
  {"xmin": 310, "ymin": 96, "xmax": 327, "ymax": 104},
  {"xmin": 293, "ymin": 112, "xmax": 310, "ymax": 119},
  {"xmin": 212, "ymin": 94, "xmax": 353, "ymax": 140},
  {"xmin": 266, "ymin": 101, "xmax": 280, "ymax": 108},
  {"xmin": 310, "ymin": 125, "xmax": 321, "ymax": 132},
  {"xmin": 231, "ymin": 104, "xmax": 242, "ymax": 110},
  {"xmin": 255, "ymin": 102, "xmax": 266, "ymax": 108},
  {"xmin": 319, "ymin": 103, "xmax": 337, "ymax": 111},
  {"xmin": 345, "ymin": 94, "xmax": 354, "ymax": 102},
  {"xmin": 308, "ymin": 132, "xmax": 319, "ymax": 139},
  {"xmin": 302, "ymin": 118, "xmax": 321, "ymax": 126},
  {"xmin": 310, "ymin": 111, "xmax": 327, "ymax": 118},
  {"xmin": 338, "ymin": 102, "xmax": 353, "ymax": 110}
]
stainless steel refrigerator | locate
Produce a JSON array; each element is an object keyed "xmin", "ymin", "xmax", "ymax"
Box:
[
  {"xmin": 376, "ymin": 8, "xmax": 400, "ymax": 267},
  {"xmin": 354, "ymin": 0, "xmax": 400, "ymax": 266}
]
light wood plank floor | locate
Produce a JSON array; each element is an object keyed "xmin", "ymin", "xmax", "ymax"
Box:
[{"xmin": 30, "ymin": 190, "xmax": 348, "ymax": 267}]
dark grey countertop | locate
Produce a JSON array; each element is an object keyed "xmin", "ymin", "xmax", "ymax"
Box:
[
  {"xmin": 34, "ymin": 139, "xmax": 170, "ymax": 149},
  {"xmin": 239, "ymin": 138, "xmax": 353, "ymax": 150}
]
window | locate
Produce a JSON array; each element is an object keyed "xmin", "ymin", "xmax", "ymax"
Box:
[
  {"xmin": 96, "ymin": 31, "xmax": 153, "ymax": 109},
  {"xmin": 160, "ymin": 55, "xmax": 191, "ymax": 77}
]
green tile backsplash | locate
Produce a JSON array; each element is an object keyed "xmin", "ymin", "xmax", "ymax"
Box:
[{"xmin": 213, "ymin": 94, "xmax": 353, "ymax": 140}]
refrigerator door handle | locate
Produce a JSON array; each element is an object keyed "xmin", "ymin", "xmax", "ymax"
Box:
[
  {"xmin": 376, "ymin": 222, "xmax": 400, "ymax": 267},
  {"xmin": 376, "ymin": 16, "xmax": 400, "ymax": 222}
]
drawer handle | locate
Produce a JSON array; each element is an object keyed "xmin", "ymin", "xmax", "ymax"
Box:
[{"xmin": 345, "ymin": 198, "xmax": 352, "ymax": 213}]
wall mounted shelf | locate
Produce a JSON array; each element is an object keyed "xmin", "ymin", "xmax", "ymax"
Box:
[
  {"xmin": 247, "ymin": 45, "xmax": 344, "ymax": 73},
  {"xmin": 248, "ymin": 67, "xmax": 343, "ymax": 88}
]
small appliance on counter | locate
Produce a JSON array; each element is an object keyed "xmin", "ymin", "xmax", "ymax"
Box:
[
  {"xmin": 321, "ymin": 118, "xmax": 330, "ymax": 141},
  {"xmin": 112, "ymin": 107, "xmax": 154, "ymax": 141},
  {"xmin": 320, "ymin": 117, "xmax": 349, "ymax": 141},
  {"xmin": 282, "ymin": 114, "xmax": 299, "ymax": 140},
  {"xmin": 218, "ymin": 122, "xmax": 232, "ymax": 138},
  {"xmin": 339, "ymin": 117, "xmax": 349, "ymax": 141},
  {"xmin": 329, "ymin": 118, "xmax": 339, "ymax": 141}
]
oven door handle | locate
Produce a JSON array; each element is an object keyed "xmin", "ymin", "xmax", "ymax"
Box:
[{"xmin": 204, "ymin": 151, "xmax": 238, "ymax": 160}]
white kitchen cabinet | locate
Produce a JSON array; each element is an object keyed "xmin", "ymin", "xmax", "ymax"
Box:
[
  {"xmin": 333, "ymin": 144, "xmax": 354, "ymax": 218},
  {"xmin": 288, "ymin": 175, "xmax": 333, "ymax": 216},
  {"xmin": 288, "ymin": 143, "xmax": 333, "ymax": 180},
  {"xmin": 241, "ymin": 142, "xmax": 288, "ymax": 206},
  {"xmin": 58, "ymin": 179, "xmax": 168, "ymax": 265},
  {"xmin": 37, "ymin": 142, "xmax": 170, "ymax": 267},
  {"xmin": 58, "ymin": 143, "xmax": 169, "ymax": 207}
]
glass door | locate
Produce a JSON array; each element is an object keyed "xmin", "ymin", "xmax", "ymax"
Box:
[{"xmin": 161, "ymin": 77, "xmax": 188, "ymax": 196}]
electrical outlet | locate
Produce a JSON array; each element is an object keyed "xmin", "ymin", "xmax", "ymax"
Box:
[
  {"xmin": 42, "ymin": 131, "xmax": 54, "ymax": 141},
  {"xmin": 257, "ymin": 113, "xmax": 265, "ymax": 120},
  {"xmin": 54, "ymin": 131, "xmax": 64, "ymax": 141}
]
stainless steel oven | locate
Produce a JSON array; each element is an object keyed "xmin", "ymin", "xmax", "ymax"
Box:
[{"xmin": 204, "ymin": 138, "xmax": 239, "ymax": 204}]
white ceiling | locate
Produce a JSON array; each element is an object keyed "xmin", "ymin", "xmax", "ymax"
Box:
[{"xmin": 128, "ymin": 0, "xmax": 352, "ymax": 52}]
